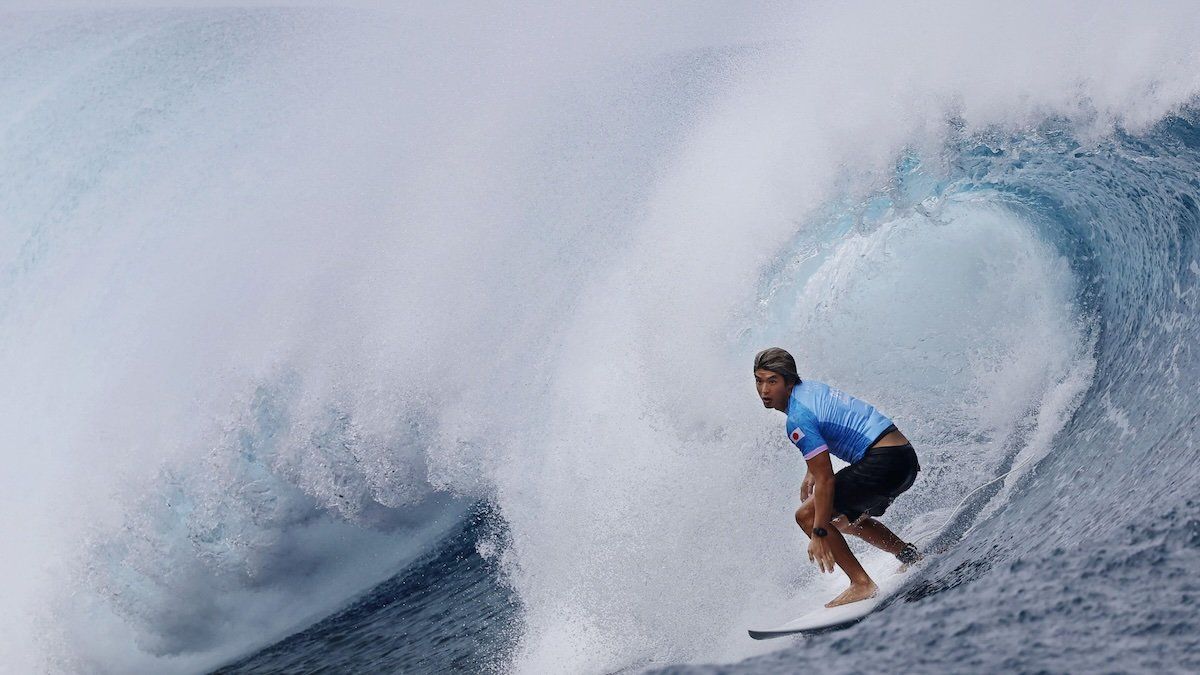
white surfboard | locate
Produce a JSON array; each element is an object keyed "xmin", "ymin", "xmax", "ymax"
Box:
[{"xmin": 747, "ymin": 565, "xmax": 914, "ymax": 640}]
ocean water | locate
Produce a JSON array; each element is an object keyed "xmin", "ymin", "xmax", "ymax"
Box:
[{"xmin": 1, "ymin": 4, "xmax": 1198, "ymax": 674}]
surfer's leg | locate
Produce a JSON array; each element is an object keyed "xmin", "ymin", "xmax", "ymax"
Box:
[
  {"xmin": 829, "ymin": 444, "xmax": 922, "ymax": 565},
  {"xmin": 832, "ymin": 515, "xmax": 907, "ymax": 555},
  {"xmin": 795, "ymin": 501, "xmax": 879, "ymax": 607}
]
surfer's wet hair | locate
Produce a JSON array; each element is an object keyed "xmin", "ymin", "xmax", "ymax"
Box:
[{"xmin": 754, "ymin": 347, "xmax": 801, "ymax": 386}]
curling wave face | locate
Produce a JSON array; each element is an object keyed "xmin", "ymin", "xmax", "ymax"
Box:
[{"xmin": 694, "ymin": 115, "xmax": 1200, "ymax": 675}]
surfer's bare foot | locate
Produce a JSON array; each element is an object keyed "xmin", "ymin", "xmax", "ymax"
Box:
[{"xmin": 825, "ymin": 581, "xmax": 878, "ymax": 608}]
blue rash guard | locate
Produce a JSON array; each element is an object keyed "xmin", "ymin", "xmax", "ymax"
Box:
[{"xmin": 785, "ymin": 379, "xmax": 895, "ymax": 464}]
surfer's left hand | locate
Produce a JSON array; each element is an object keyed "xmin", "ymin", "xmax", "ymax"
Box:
[{"xmin": 808, "ymin": 537, "xmax": 836, "ymax": 573}]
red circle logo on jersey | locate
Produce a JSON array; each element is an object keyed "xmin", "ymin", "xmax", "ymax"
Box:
[{"xmin": 791, "ymin": 430, "xmax": 802, "ymax": 442}]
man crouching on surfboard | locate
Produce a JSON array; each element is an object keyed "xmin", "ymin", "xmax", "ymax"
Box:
[{"xmin": 754, "ymin": 347, "xmax": 922, "ymax": 608}]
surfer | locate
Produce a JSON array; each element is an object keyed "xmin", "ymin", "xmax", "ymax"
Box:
[{"xmin": 754, "ymin": 347, "xmax": 922, "ymax": 608}]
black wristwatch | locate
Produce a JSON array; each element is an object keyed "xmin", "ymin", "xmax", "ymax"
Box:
[{"xmin": 813, "ymin": 526, "xmax": 828, "ymax": 538}]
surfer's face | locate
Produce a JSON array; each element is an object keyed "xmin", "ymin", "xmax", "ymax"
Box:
[{"xmin": 755, "ymin": 369, "xmax": 790, "ymax": 412}]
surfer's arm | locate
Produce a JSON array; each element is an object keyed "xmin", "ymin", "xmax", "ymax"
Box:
[
  {"xmin": 788, "ymin": 411, "xmax": 828, "ymax": 507},
  {"xmin": 805, "ymin": 451, "xmax": 837, "ymax": 530}
]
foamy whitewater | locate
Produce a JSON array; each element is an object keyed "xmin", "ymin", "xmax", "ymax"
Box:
[{"xmin": 1, "ymin": 3, "xmax": 1198, "ymax": 673}]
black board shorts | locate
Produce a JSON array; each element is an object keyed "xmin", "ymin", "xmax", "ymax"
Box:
[{"xmin": 833, "ymin": 434, "xmax": 921, "ymax": 523}]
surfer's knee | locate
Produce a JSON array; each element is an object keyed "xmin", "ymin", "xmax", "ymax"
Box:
[{"xmin": 794, "ymin": 503, "xmax": 814, "ymax": 528}]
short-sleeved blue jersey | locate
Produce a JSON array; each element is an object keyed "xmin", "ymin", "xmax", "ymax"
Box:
[{"xmin": 785, "ymin": 379, "xmax": 894, "ymax": 464}]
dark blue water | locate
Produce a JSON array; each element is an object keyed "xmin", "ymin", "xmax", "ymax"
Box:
[{"xmin": 213, "ymin": 505, "xmax": 519, "ymax": 674}]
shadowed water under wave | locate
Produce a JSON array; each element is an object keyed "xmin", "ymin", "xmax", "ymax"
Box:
[{"xmin": 213, "ymin": 506, "xmax": 518, "ymax": 674}]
